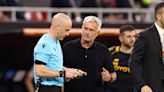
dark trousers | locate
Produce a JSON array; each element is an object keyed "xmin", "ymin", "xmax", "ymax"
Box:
[
  {"xmin": 39, "ymin": 85, "xmax": 61, "ymax": 92},
  {"xmin": 133, "ymin": 79, "xmax": 164, "ymax": 92},
  {"xmin": 160, "ymin": 79, "xmax": 164, "ymax": 92},
  {"xmin": 106, "ymin": 88, "xmax": 133, "ymax": 92}
]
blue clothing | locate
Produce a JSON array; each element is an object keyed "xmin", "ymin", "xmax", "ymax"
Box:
[{"xmin": 33, "ymin": 34, "xmax": 64, "ymax": 87}]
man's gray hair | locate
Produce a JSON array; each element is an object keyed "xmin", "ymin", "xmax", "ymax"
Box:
[{"xmin": 83, "ymin": 16, "xmax": 102, "ymax": 30}]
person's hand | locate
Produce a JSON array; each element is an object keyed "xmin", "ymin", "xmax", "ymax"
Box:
[
  {"xmin": 101, "ymin": 67, "xmax": 111, "ymax": 82},
  {"xmin": 65, "ymin": 68, "xmax": 77, "ymax": 79},
  {"xmin": 65, "ymin": 78, "xmax": 71, "ymax": 82},
  {"xmin": 73, "ymin": 68, "xmax": 87, "ymax": 78},
  {"xmin": 65, "ymin": 68, "xmax": 87, "ymax": 79},
  {"xmin": 111, "ymin": 72, "xmax": 117, "ymax": 82},
  {"xmin": 141, "ymin": 85, "xmax": 153, "ymax": 92}
]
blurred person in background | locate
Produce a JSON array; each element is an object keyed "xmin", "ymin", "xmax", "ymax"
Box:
[
  {"xmin": 63, "ymin": 15, "xmax": 116, "ymax": 92},
  {"xmin": 24, "ymin": 66, "xmax": 34, "ymax": 92},
  {"xmin": 50, "ymin": 0, "xmax": 82, "ymax": 22},
  {"xmin": 80, "ymin": 0, "xmax": 98, "ymax": 19},
  {"xmin": 0, "ymin": 11, "xmax": 10, "ymax": 21},
  {"xmin": 129, "ymin": 2, "xmax": 164, "ymax": 92},
  {"xmin": 110, "ymin": 0, "xmax": 132, "ymax": 21},
  {"xmin": 33, "ymin": 13, "xmax": 86, "ymax": 92},
  {"xmin": 107, "ymin": 25, "xmax": 137, "ymax": 92},
  {"xmin": 50, "ymin": 0, "xmax": 72, "ymax": 7},
  {"xmin": 0, "ymin": 0, "xmax": 10, "ymax": 21},
  {"xmin": 98, "ymin": 0, "xmax": 143, "ymax": 22},
  {"xmin": 4, "ymin": 0, "xmax": 25, "ymax": 20}
]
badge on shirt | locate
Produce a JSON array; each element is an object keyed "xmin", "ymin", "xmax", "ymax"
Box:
[{"xmin": 42, "ymin": 43, "xmax": 46, "ymax": 48}]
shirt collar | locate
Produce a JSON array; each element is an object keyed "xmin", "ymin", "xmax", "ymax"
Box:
[
  {"xmin": 45, "ymin": 33, "xmax": 58, "ymax": 44},
  {"xmin": 155, "ymin": 22, "xmax": 164, "ymax": 36},
  {"xmin": 76, "ymin": 38, "xmax": 97, "ymax": 49}
]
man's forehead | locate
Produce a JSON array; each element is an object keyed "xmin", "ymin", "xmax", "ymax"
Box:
[
  {"xmin": 157, "ymin": 7, "xmax": 164, "ymax": 13},
  {"xmin": 84, "ymin": 22, "xmax": 97, "ymax": 28},
  {"xmin": 124, "ymin": 30, "xmax": 136, "ymax": 34},
  {"xmin": 65, "ymin": 22, "xmax": 72, "ymax": 29},
  {"xmin": 84, "ymin": 21, "xmax": 97, "ymax": 25}
]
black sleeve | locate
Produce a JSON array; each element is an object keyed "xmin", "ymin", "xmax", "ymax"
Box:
[
  {"xmin": 104, "ymin": 47, "xmax": 115, "ymax": 73},
  {"xmin": 129, "ymin": 32, "xmax": 146, "ymax": 89},
  {"xmin": 35, "ymin": 60, "xmax": 46, "ymax": 65}
]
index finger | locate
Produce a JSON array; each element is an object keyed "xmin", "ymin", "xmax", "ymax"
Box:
[{"xmin": 102, "ymin": 67, "xmax": 108, "ymax": 72}]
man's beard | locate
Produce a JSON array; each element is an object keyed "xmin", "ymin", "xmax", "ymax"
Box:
[{"xmin": 124, "ymin": 43, "xmax": 133, "ymax": 49}]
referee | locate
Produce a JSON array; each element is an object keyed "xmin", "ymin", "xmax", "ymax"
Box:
[{"xmin": 33, "ymin": 13, "xmax": 86, "ymax": 92}]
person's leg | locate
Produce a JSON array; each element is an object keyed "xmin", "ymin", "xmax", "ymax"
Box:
[
  {"xmin": 106, "ymin": 87, "xmax": 117, "ymax": 92},
  {"xmin": 160, "ymin": 84, "xmax": 164, "ymax": 92},
  {"xmin": 160, "ymin": 79, "xmax": 164, "ymax": 92},
  {"xmin": 114, "ymin": 88, "xmax": 134, "ymax": 92},
  {"xmin": 160, "ymin": 87, "xmax": 164, "ymax": 92},
  {"xmin": 39, "ymin": 85, "xmax": 62, "ymax": 92}
]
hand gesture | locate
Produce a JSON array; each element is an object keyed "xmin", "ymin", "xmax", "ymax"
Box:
[
  {"xmin": 101, "ymin": 67, "xmax": 111, "ymax": 82},
  {"xmin": 65, "ymin": 68, "xmax": 87, "ymax": 79}
]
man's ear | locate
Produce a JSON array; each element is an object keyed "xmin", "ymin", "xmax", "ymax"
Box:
[
  {"xmin": 96, "ymin": 30, "xmax": 100, "ymax": 37},
  {"xmin": 82, "ymin": 25, "xmax": 84, "ymax": 29},
  {"xmin": 156, "ymin": 13, "xmax": 161, "ymax": 21},
  {"xmin": 54, "ymin": 24, "xmax": 60, "ymax": 35},
  {"xmin": 119, "ymin": 36, "xmax": 123, "ymax": 42},
  {"xmin": 97, "ymin": 30, "xmax": 100, "ymax": 34},
  {"xmin": 56, "ymin": 23, "xmax": 60, "ymax": 29}
]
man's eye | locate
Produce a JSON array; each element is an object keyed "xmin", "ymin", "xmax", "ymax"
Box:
[
  {"xmin": 84, "ymin": 28, "xmax": 88, "ymax": 30},
  {"xmin": 90, "ymin": 29, "xmax": 95, "ymax": 31},
  {"xmin": 66, "ymin": 29, "xmax": 70, "ymax": 31}
]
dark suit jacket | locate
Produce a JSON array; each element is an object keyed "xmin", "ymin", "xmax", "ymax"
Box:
[{"xmin": 129, "ymin": 25, "xmax": 164, "ymax": 92}]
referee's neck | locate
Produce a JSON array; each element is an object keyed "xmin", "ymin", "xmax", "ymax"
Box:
[{"xmin": 48, "ymin": 31, "xmax": 57, "ymax": 41}]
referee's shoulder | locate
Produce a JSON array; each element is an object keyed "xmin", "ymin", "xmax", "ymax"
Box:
[{"xmin": 37, "ymin": 34, "xmax": 49, "ymax": 43}]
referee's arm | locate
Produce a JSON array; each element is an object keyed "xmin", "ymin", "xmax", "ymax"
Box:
[{"xmin": 35, "ymin": 61, "xmax": 61, "ymax": 78}]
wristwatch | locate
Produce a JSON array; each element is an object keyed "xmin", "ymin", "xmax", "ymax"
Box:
[{"xmin": 59, "ymin": 71, "xmax": 65, "ymax": 77}]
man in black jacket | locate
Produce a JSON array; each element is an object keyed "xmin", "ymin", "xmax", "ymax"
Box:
[{"xmin": 129, "ymin": 2, "xmax": 164, "ymax": 92}]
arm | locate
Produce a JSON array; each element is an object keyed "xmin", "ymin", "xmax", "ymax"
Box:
[
  {"xmin": 24, "ymin": 71, "xmax": 34, "ymax": 92},
  {"xmin": 62, "ymin": 43, "xmax": 87, "ymax": 80},
  {"xmin": 102, "ymin": 48, "xmax": 116, "ymax": 82},
  {"xmin": 107, "ymin": 52, "xmax": 117, "ymax": 82},
  {"xmin": 34, "ymin": 43, "xmax": 62, "ymax": 78},
  {"xmin": 35, "ymin": 64, "xmax": 60, "ymax": 78},
  {"xmin": 129, "ymin": 33, "xmax": 150, "ymax": 91},
  {"xmin": 35, "ymin": 63, "xmax": 85, "ymax": 79}
]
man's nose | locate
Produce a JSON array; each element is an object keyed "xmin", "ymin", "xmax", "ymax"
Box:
[
  {"xmin": 131, "ymin": 37, "xmax": 136, "ymax": 42},
  {"xmin": 85, "ymin": 29, "xmax": 90, "ymax": 34}
]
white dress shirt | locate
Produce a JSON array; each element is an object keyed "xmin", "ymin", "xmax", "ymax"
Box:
[{"xmin": 155, "ymin": 22, "xmax": 164, "ymax": 48}]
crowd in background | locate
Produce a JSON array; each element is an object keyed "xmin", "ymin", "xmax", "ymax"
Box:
[{"xmin": 0, "ymin": 0, "xmax": 163, "ymax": 22}]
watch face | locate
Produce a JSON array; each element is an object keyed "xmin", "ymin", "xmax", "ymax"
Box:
[{"xmin": 59, "ymin": 71, "xmax": 64, "ymax": 77}]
